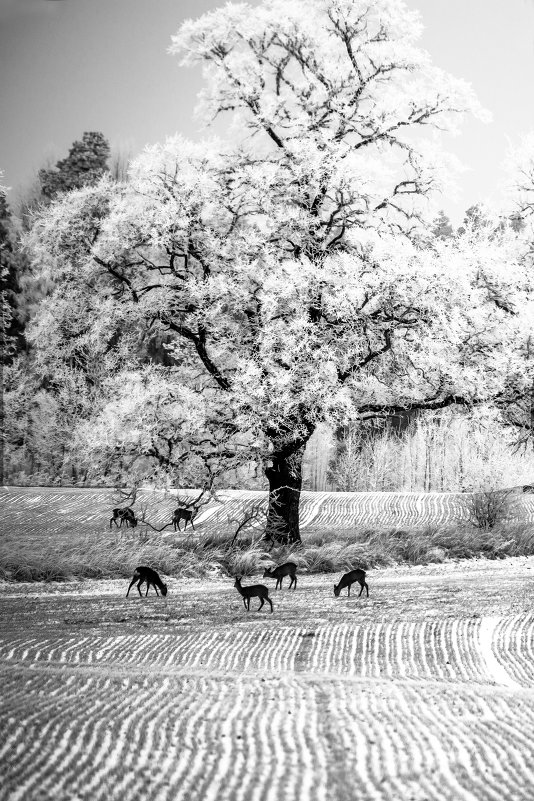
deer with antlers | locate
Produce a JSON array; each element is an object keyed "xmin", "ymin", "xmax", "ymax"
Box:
[{"xmin": 172, "ymin": 487, "xmax": 211, "ymax": 532}]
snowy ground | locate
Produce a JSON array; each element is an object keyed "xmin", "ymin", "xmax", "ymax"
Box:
[{"xmin": 2, "ymin": 557, "xmax": 534, "ymax": 800}]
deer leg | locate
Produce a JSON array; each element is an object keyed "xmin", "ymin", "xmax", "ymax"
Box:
[
  {"xmin": 154, "ymin": 585, "xmax": 160, "ymax": 596},
  {"xmin": 190, "ymin": 520, "xmax": 195, "ymax": 531},
  {"xmin": 267, "ymin": 597, "xmax": 273, "ymax": 613},
  {"xmin": 258, "ymin": 598, "xmax": 265, "ymax": 611},
  {"xmin": 293, "ymin": 576, "xmax": 297, "ymax": 589},
  {"xmin": 137, "ymin": 580, "xmax": 144, "ymax": 598},
  {"xmin": 126, "ymin": 578, "xmax": 137, "ymax": 597},
  {"xmin": 347, "ymin": 585, "xmax": 351, "ymax": 597},
  {"xmin": 243, "ymin": 597, "xmax": 248, "ymax": 610},
  {"xmin": 358, "ymin": 583, "xmax": 364, "ymax": 597},
  {"xmin": 364, "ymin": 582, "xmax": 369, "ymax": 597}
]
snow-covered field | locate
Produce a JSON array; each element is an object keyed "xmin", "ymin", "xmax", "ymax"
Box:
[
  {"xmin": 3, "ymin": 485, "xmax": 534, "ymax": 535},
  {"xmin": 2, "ymin": 557, "xmax": 534, "ymax": 800}
]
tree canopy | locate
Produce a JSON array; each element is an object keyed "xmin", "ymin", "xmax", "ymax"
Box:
[{"xmin": 26, "ymin": 0, "xmax": 534, "ymax": 541}]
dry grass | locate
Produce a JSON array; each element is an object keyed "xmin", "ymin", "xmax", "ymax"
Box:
[{"xmin": 2, "ymin": 518, "xmax": 534, "ymax": 582}]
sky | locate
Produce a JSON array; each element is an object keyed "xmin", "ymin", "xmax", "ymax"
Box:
[{"xmin": 1, "ymin": 0, "xmax": 534, "ymax": 222}]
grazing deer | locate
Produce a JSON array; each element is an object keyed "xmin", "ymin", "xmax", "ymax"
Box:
[
  {"xmin": 262, "ymin": 562, "xmax": 297, "ymax": 590},
  {"xmin": 172, "ymin": 506, "xmax": 197, "ymax": 531},
  {"xmin": 334, "ymin": 569, "xmax": 369, "ymax": 598},
  {"xmin": 110, "ymin": 507, "xmax": 137, "ymax": 529},
  {"xmin": 234, "ymin": 576, "xmax": 273, "ymax": 613},
  {"xmin": 126, "ymin": 566, "xmax": 167, "ymax": 598}
]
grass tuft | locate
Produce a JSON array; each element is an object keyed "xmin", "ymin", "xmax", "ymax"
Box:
[{"xmin": 2, "ymin": 520, "xmax": 534, "ymax": 583}]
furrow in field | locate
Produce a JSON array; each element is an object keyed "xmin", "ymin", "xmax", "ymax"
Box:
[
  {"xmin": 122, "ymin": 679, "xmax": 199, "ymax": 801},
  {"xmin": 298, "ymin": 492, "xmax": 327, "ymax": 528},
  {"xmin": 478, "ymin": 616, "xmax": 522, "ymax": 689},
  {"xmin": 1, "ymin": 628, "xmax": 302, "ymax": 675},
  {"xmin": 4, "ymin": 486, "xmax": 534, "ymax": 534},
  {"xmin": 0, "ymin": 673, "xmax": 77, "ymax": 766},
  {"xmin": 67, "ymin": 681, "xmax": 136, "ymax": 797},
  {"xmin": 323, "ymin": 681, "xmax": 534, "ymax": 801},
  {"xmin": 168, "ymin": 679, "xmax": 244, "ymax": 801},
  {"xmin": 304, "ymin": 619, "xmax": 492, "ymax": 684},
  {"xmin": 399, "ymin": 685, "xmax": 534, "ymax": 800},
  {"xmin": 35, "ymin": 690, "xmax": 111, "ymax": 800},
  {"xmin": 4, "ymin": 661, "xmax": 534, "ymax": 800},
  {"xmin": 82, "ymin": 680, "xmax": 169, "ymax": 799},
  {"xmin": 491, "ymin": 613, "xmax": 534, "ymax": 687},
  {"xmin": 4, "ymin": 675, "xmax": 112, "ymax": 800}
]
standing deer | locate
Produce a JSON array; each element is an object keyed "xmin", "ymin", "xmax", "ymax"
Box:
[
  {"xmin": 171, "ymin": 487, "xmax": 212, "ymax": 531},
  {"xmin": 334, "ymin": 569, "xmax": 369, "ymax": 598},
  {"xmin": 110, "ymin": 507, "xmax": 137, "ymax": 529},
  {"xmin": 234, "ymin": 576, "xmax": 273, "ymax": 613},
  {"xmin": 126, "ymin": 566, "xmax": 167, "ymax": 598},
  {"xmin": 262, "ymin": 562, "xmax": 297, "ymax": 590},
  {"xmin": 172, "ymin": 507, "xmax": 197, "ymax": 531}
]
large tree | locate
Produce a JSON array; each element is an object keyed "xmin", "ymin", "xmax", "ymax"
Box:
[{"xmin": 27, "ymin": 0, "xmax": 534, "ymax": 542}]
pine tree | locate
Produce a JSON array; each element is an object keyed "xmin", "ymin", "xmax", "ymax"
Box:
[
  {"xmin": 39, "ymin": 131, "xmax": 110, "ymax": 200},
  {"xmin": 0, "ymin": 191, "xmax": 25, "ymax": 363}
]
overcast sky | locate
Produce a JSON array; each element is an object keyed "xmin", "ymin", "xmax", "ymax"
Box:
[{"xmin": 1, "ymin": 0, "xmax": 534, "ymax": 222}]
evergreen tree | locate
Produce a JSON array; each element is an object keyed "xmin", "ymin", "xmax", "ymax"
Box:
[
  {"xmin": 0, "ymin": 190, "xmax": 25, "ymax": 363},
  {"xmin": 432, "ymin": 210, "xmax": 454, "ymax": 240},
  {"xmin": 38, "ymin": 131, "xmax": 110, "ymax": 200}
]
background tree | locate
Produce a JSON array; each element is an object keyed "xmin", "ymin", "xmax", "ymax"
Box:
[
  {"xmin": 432, "ymin": 210, "xmax": 454, "ymax": 240},
  {"xmin": 1, "ymin": 188, "xmax": 25, "ymax": 364},
  {"xmin": 26, "ymin": 0, "xmax": 534, "ymax": 542},
  {"xmin": 2, "ymin": 134, "xmax": 112, "ymax": 485},
  {"xmin": 38, "ymin": 131, "xmax": 110, "ymax": 200}
]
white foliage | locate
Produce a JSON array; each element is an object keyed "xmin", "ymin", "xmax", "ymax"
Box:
[{"xmin": 24, "ymin": 0, "xmax": 533, "ymax": 483}]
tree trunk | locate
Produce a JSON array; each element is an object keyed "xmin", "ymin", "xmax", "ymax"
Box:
[{"xmin": 264, "ymin": 445, "xmax": 306, "ymax": 545}]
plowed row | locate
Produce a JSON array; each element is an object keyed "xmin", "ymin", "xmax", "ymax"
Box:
[
  {"xmin": 2, "ymin": 562, "xmax": 534, "ymax": 801},
  {"xmin": 3, "ymin": 614, "xmax": 533, "ymax": 686},
  {"xmin": 2, "ymin": 486, "xmax": 534, "ymax": 534}
]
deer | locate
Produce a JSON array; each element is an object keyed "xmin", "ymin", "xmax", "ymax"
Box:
[
  {"xmin": 171, "ymin": 487, "xmax": 211, "ymax": 531},
  {"xmin": 334, "ymin": 568, "xmax": 369, "ymax": 598},
  {"xmin": 172, "ymin": 506, "xmax": 197, "ymax": 531},
  {"xmin": 262, "ymin": 562, "xmax": 297, "ymax": 590},
  {"xmin": 110, "ymin": 507, "xmax": 138, "ymax": 529},
  {"xmin": 234, "ymin": 576, "xmax": 273, "ymax": 613},
  {"xmin": 126, "ymin": 566, "xmax": 167, "ymax": 598}
]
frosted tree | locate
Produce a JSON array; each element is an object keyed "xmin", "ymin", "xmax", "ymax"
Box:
[{"xmin": 26, "ymin": 0, "xmax": 534, "ymax": 542}]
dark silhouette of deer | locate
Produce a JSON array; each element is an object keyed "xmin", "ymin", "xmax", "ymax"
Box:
[
  {"xmin": 126, "ymin": 566, "xmax": 167, "ymax": 598},
  {"xmin": 234, "ymin": 576, "xmax": 273, "ymax": 612},
  {"xmin": 171, "ymin": 487, "xmax": 212, "ymax": 531},
  {"xmin": 172, "ymin": 507, "xmax": 197, "ymax": 531},
  {"xmin": 262, "ymin": 562, "xmax": 297, "ymax": 589},
  {"xmin": 110, "ymin": 507, "xmax": 137, "ymax": 529},
  {"xmin": 334, "ymin": 569, "xmax": 369, "ymax": 598}
]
